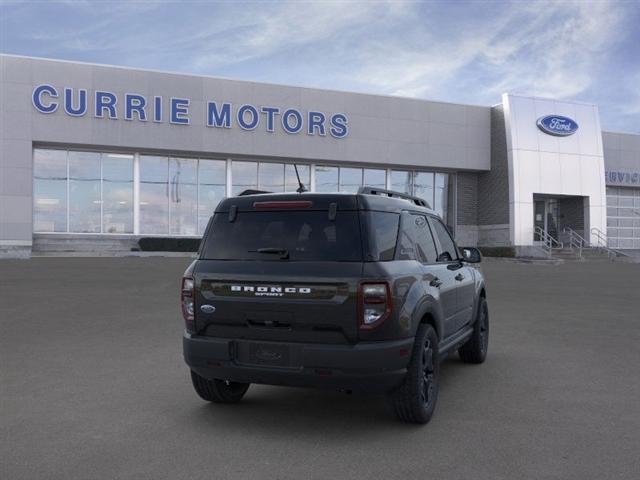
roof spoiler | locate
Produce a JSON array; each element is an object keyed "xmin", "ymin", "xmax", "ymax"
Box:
[
  {"xmin": 238, "ymin": 189, "xmax": 272, "ymax": 196},
  {"xmin": 357, "ymin": 186, "xmax": 431, "ymax": 208}
]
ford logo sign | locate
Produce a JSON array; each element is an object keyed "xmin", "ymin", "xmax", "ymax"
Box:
[
  {"xmin": 200, "ymin": 304, "xmax": 216, "ymax": 314},
  {"xmin": 536, "ymin": 115, "xmax": 579, "ymax": 137}
]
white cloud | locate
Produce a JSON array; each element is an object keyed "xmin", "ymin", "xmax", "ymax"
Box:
[
  {"xmin": 347, "ymin": 0, "xmax": 626, "ymax": 104},
  {"xmin": 187, "ymin": 1, "xmax": 411, "ymax": 71}
]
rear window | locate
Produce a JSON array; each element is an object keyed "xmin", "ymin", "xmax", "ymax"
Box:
[{"xmin": 201, "ymin": 211, "xmax": 362, "ymax": 261}]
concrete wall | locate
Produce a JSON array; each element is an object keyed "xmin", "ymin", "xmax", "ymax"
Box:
[{"xmin": 0, "ymin": 54, "xmax": 493, "ymax": 256}]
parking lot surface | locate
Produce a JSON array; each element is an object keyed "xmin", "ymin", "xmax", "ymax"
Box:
[{"xmin": 1, "ymin": 257, "xmax": 640, "ymax": 480}]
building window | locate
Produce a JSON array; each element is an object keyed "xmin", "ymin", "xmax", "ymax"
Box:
[
  {"xmin": 364, "ymin": 168, "xmax": 386, "ymax": 189},
  {"xmin": 414, "ymin": 172, "xmax": 434, "ymax": 208},
  {"xmin": 259, "ymin": 162, "xmax": 285, "ymax": 191},
  {"xmin": 198, "ymin": 159, "xmax": 226, "ymax": 234},
  {"xmin": 339, "ymin": 167, "xmax": 363, "ymax": 193},
  {"xmin": 390, "ymin": 170, "xmax": 412, "ymax": 194},
  {"xmin": 33, "ymin": 149, "xmax": 456, "ymax": 237},
  {"xmin": 285, "ymin": 164, "xmax": 310, "ymax": 192},
  {"xmin": 139, "ymin": 155, "xmax": 169, "ymax": 234},
  {"xmin": 434, "ymin": 173, "xmax": 448, "ymax": 220},
  {"xmin": 33, "ymin": 149, "xmax": 67, "ymax": 233},
  {"xmin": 315, "ymin": 166, "xmax": 338, "ymax": 192},
  {"xmin": 102, "ymin": 154, "xmax": 133, "ymax": 234},
  {"xmin": 232, "ymin": 161, "xmax": 258, "ymax": 195},
  {"xmin": 68, "ymin": 151, "xmax": 101, "ymax": 233},
  {"xmin": 169, "ymin": 157, "xmax": 197, "ymax": 236}
]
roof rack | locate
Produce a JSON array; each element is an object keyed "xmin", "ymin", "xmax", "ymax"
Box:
[
  {"xmin": 238, "ymin": 189, "xmax": 272, "ymax": 196},
  {"xmin": 357, "ymin": 186, "xmax": 431, "ymax": 208}
]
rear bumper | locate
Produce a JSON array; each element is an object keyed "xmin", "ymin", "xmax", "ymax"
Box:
[{"xmin": 183, "ymin": 333, "xmax": 413, "ymax": 393}]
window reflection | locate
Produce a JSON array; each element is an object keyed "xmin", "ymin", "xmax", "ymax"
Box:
[
  {"xmin": 69, "ymin": 151, "xmax": 101, "ymax": 233},
  {"xmin": 285, "ymin": 164, "xmax": 310, "ymax": 192},
  {"xmin": 32, "ymin": 150, "xmax": 454, "ymax": 238},
  {"xmin": 170, "ymin": 158, "xmax": 197, "ymax": 236},
  {"xmin": 364, "ymin": 169, "xmax": 386, "ymax": 189},
  {"xmin": 232, "ymin": 161, "xmax": 258, "ymax": 195},
  {"xmin": 103, "ymin": 154, "xmax": 133, "ymax": 234},
  {"xmin": 414, "ymin": 172, "xmax": 434, "ymax": 209},
  {"xmin": 390, "ymin": 170, "xmax": 412, "ymax": 194},
  {"xmin": 140, "ymin": 156, "xmax": 169, "ymax": 234},
  {"xmin": 434, "ymin": 173, "xmax": 448, "ymax": 220},
  {"xmin": 339, "ymin": 168, "xmax": 362, "ymax": 193},
  {"xmin": 315, "ymin": 166, "xmax": 338, "ymax": 192},
  {"xmin": 34, "ymin": 149, "xmax": 67, "ymax": 232},
  {"xmin": 259, "ymin": 162, "xmax": 284, "ymax": 191},
  {"xmin": 198, "ymin": 159, "xmax": 226, "ymax": 234}
]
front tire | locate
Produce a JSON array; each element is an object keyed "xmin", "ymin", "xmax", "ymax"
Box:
[
  {"xmin": 190, "ymin": 370, "xmax": 250, "ymax": 404},
  {"xmin": 458, "ymin": 297, "xmax": 489, "ymax": 364},
  {"xmin": 389, "ymin": 324, "xmax": 439, "ymax": 424}
]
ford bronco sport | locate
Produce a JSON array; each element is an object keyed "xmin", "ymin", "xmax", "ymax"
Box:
[{"xmin": 182, "ymin": 187, "xmax": 488, "ymax": 423}]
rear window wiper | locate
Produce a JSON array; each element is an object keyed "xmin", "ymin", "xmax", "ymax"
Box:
[{"xmin": 249, "ymin": 247, "xmax": 290, "ymax": 260}]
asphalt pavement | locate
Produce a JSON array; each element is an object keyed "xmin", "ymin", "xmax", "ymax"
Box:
[{"xmin": 1, "ymin": 257, "xmax": 639, "ymax": 480}]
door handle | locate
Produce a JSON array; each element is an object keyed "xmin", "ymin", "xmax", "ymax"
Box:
[
  {"xmin": 455, "ymin": 273, "xmax": 465, "ymax": 281},
  {"xmin": 429, "ymin": 277, "xmax": 442, "ymax": 288}
]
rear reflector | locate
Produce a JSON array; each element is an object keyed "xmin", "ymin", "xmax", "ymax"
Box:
[{"xmin": 253, "ymin": 200, "xmax": 313, "ymax": 209}]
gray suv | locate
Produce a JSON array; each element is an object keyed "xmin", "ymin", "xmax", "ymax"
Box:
[{"xmin": 182, "ymin": 187, "xmax": 488, "ymax": 423}]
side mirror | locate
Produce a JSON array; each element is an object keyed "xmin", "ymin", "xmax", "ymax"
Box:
[{"xmin": 461, "ymin": 247, "xmax": 482, "ymax": 263}]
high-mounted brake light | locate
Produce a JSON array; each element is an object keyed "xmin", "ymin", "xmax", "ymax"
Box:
[
  {"xmin": 358, "ymin": 282, "xmax": 392, "ymax": 330},
  {"xmin": 253, "ymin": 200, "xmax": 313, "ymax": 209},
  {"xmin": 181, "ymin": 277, "xmax": 195, "ymax": 332}
]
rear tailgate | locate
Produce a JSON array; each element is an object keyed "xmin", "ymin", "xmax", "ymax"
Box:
[{"xmin": 194, "ymin": 260, "xmax": 362, "ymax": 343}]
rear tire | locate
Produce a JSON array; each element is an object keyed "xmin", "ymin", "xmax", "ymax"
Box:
[
  {"xmin": 389, "ymin": 324, "xmax": 439, "ymax": 424},
  {"xmin": 190, "ymin": 370, "xmax": 250, "ymax": 404},
  {"xmin": 458, "ymin": 297, "xmax": 489, "ymax": 364}
]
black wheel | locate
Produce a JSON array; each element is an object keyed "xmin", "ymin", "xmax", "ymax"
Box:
[
  {"xmin": 458, "ymin": 297, "xmax": 489, "ymax": 364},
  {"xmin": 389, "ymin": 324, "xmax": 439, "ymax": 424},
  {"xmin": 190, "ymin": 370, "xmax": 250, "ymax": 404}
]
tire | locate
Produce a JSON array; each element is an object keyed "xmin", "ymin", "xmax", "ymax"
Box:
[
  {"xmin": 190, "ymin": 370, "xmax": 250, "ymax": 404},
  {"xmin": 458, "ymin": 297, "xmax": 489, "ymax": 364},
  {"xmin": 389, "ymin": 324, "xmax": 439, "ymax": 424}
]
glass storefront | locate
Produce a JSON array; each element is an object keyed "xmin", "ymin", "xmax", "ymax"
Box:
[{"xmin": 33, "ymin": 148, "xmax": 456, "ymax": 236}]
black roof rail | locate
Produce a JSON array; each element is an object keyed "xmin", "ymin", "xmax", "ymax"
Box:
[
  {"xmin": 238, "ymin": 189, "xmax": 272, "ymax": 196},
  {"xmin": 357, "ymin": 186, "xmax": 431, "ymax": 208}
]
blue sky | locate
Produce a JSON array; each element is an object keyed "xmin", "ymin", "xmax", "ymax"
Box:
[{"xmin": 1, "ymin": 0, "xmax": 639, "ymax": 131}]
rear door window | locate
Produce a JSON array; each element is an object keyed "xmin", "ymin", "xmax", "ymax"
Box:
[
  {"xmin": 397, "ymin": 213, "xmax": 438, "ymax": 263},
  {"xmin": 429, "ymin": 217, "xmax": 459, "ymax": 262},
  {"xmin": 202, "ymin": 211, "xmax": 362, "ymax": 261}
]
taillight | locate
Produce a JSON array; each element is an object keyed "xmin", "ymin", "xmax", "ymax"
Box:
[
  {"xmin": 181, "ymin": 277, "xmax": 195, "ymax": 332},
  {"xmin": 358, "ymin": 282, "xmax": 392, "ymax": 330}
]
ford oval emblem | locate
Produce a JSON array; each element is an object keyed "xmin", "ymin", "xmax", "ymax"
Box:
[
  {"xmin": 536, "ymin": 115, "xmax": 579, "ymax": 137},
  {"xmin": 200, "ymin": 304, "xmax": 216, "ymax": 314}
]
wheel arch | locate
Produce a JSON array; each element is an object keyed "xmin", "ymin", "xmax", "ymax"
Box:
[{"xmin": 414, "ymin": 306, "xmax": 443, "ymax": 341}]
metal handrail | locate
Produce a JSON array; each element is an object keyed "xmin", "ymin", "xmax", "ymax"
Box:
[
  {"xmin": 563, "ymin": 227, "xmax": 586, "ymax": 259},
  {"xmin": 535, "ymin": 226, "xmax": 563, "ymax": 257},
  {"xmin": 590, "ymin": 227, "xmax": 628, "ymax": 259}
]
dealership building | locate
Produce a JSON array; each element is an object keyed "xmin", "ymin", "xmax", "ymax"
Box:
[{"xmin": 1, "ymin": 54, "xmax": 639, "ymax": 258}]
